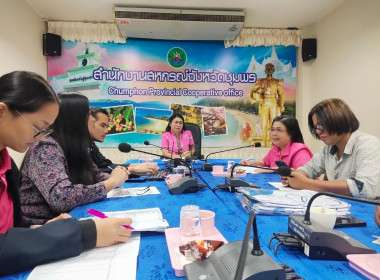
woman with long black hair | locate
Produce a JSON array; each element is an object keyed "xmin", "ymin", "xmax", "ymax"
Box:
[
  {"xmin": 20, "ymin": 92, "xmax": 130, "ymax": 226},
  {"xmin": 161, "ymin": 112, "xmax": 195, "ymax": 158},
  {"xmin": 0, "ymin": 72, "xmax": 132, "ymax": 276}
]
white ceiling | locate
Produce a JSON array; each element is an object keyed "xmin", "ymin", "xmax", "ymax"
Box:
[{"xmin": 26, "ymin": 0, "xmax": 345, "ymax": 29}]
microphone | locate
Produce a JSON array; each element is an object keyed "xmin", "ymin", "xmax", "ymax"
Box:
[
  {"xmin": 286, "ymin": 191, "xmax": 378, "ymax": 260},
  {"xmin": 143, "ymin": 140, "xmax": 163, "ymax": 149},
  {"xmin": 213, "ymin": 163, "xmax": 291, "ymax": 193},
  {"xmin": 118, "ymin": 143, "xmax": 199, "ymax": 195},
  {"xmin": 118, "ymin": 142, "xmax": 161, "ymax": 159},
  {"xmin": 231, "ymin": 164, "xmax": 292, "ymax": 178},
  {"xmin": 202, "ymin": 143, "xmax": 261, "ymax": 171},
  {"xmin": 184, "ymin": 210, "xmax": 286, "ymax": 280},
  {"xmin": 144, "ymin": 140, "xmax": 175, "ymax": 165},
  {"xmin": 302, "ymin": 192, "xmax": 380, "ymax": 226},
  {"xmin": 170, "ymin": 142, "xmax": 175, "ymax": 170}
]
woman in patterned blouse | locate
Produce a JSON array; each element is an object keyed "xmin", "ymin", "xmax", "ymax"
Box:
[
  {"xmin": 161, "ymin": 113, "xmax": 195, "ymax": 158},
  {"xmin": 19, "ymin": 93, "xmax": 130, "ymax": 226}
]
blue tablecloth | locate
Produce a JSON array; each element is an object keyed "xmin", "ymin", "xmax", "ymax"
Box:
[
  {"xmin": 2, "ymin": 158, "xmax": 379, "ymax": 280},
  {"xmin": 194, "ymin": 159, "xmax": 378, "ymax": 280}
]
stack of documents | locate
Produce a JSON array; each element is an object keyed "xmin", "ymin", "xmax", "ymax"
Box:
[{"xmin": 237, "ymin": 188, "xmax": 351, "ymax": 216}]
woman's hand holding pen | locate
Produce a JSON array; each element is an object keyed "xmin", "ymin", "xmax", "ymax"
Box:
[
  {"xmin": 128, "ymin": 162, "xmax": 158, "ymax": 175},
  {"xmin": 95, "ymin": 217, "xmax": 133, "ymax": 247},
  {"xmin": 104, "ymin": 166, "xmax": 130, "ymax": 191},
  {"xmin": 240, "ymin": 158, "xmax": 254, "ymax": 166}
]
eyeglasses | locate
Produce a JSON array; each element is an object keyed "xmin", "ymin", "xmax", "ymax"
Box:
[
  {"xmin": 311, "ymin": 124, "xmax": 325, "ymax": 135},
  {"xmin": 270, "ymin": 128, "xmax": 287, "ymax": 134},
  {"xmin": 15, "ymin": 109, "xmax": 53, "ymax": 139},
  {"xmin": 173, "ymin": 121, "xmax": 183, "ymax": 125}
]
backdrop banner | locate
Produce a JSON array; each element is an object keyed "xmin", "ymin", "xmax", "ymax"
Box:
[{"xmin": 47, "ymin": 39, "xmax": 296, "ymax": 148}]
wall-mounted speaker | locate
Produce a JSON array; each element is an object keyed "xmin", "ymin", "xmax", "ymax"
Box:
[
  {"xmin": 302, "ymin": 38, "xmax": 317, "ymax": 62},
  {"xmin": 43, "ymin": 33, "xmax": 61, "ymax": 56}
]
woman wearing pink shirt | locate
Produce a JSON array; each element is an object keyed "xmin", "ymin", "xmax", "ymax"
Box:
[
  {"xmin": 241, "ymin": 115, "xmax": 312, "ymax": 169},
  {"xmin": 161, "ymin": 113, "xmax": 195, "ymax": 158}
]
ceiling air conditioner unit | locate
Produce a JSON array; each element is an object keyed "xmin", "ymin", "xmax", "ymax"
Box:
[{"xmin": 114, "ymin": 7, "xmax": 245, "ymax": 41}]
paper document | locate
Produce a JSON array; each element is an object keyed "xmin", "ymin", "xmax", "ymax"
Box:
[
  {"xmin": 240, "ymin": 166, "xmax": 259, "ymax": 174},
  {"xmin": 268, "ymin": 181, "xmax": 296, "ymax": 191},
  {"xmin": 97, "ymin": 208, "xmax": 169, "ymax": 232},
  {"xmin": 238, "ymin": 188, "xmax": 351, "ymax": 216},
  {"xmin": 107, "ymin": 186, "xmax": 160, "ymax": 198},
  {"xmin": 27, "ymin": 232, "xmax": 141, "ymax": 280}
]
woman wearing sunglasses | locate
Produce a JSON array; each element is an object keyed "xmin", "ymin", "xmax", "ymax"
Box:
[
  {"xmin": 0, "ymin": 72, "xmax": 132, "ymax": 276},
  {"xmin": 281, "ymin": 98, "xmax": 380, "ymax": 199}
]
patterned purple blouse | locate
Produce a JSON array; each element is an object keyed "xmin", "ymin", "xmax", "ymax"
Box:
[{"xmin": 19, "ymin": 137, "xmax": 109, "ymax": 226}]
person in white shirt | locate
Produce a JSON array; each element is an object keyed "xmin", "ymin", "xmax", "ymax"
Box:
[{"xmin": 281, "ymin": 98, "xmax": 380, "ymax": 200}]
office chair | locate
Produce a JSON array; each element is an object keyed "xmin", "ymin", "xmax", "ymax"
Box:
[{"xmin": 184, "ymin": 122, "xmax": 203, "ymax": 159}]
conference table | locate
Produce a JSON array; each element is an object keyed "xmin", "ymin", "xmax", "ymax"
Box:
[{"xmin": 2, "ymin": 159, "xmax": 379, "ymax": 280}]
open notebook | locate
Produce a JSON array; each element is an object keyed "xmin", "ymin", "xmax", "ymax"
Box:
[{"xmin": 88, "ymin": 207, "xmax": 169, "ymax": 232}]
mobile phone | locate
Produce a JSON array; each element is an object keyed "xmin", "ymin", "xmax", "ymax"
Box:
[
  {"xmin": 334, "ymin": 215, "xmax": 367, "ymax": 228},
  {"xmin": 275, "ymin": 160, "xmax": 289, "ymax": 168}
]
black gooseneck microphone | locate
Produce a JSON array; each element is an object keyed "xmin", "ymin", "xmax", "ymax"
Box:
[
  {"xmin": 119, "ymin": 142, "xmax": 179, "ymax": 170},
  {"xmin": 302, "ymin": 191, "xmax": 380, "ymax": 225},
  {"xmin": 230, "ymin": 163, "xmax": 292, "ymax": 178},
  {"xmin": 184, "ymin": 210, "xmax": 286, "ymax": 280},
  {"xmin": 144, "ymin": 140, "xmax": 177, "ymax": 169},
  {"xmin": 143, "ymin": 140, "xmax": 163, "ymax": 149},
  {"xmin": 202, "ymin": 143, "xmax": 261, "ymax": 171},
  {"xmin": 118, "ymin": 142, "xmax": 163, "ymax": 159},
  {"xmin": 213, "ymin": 163, "xmax": 291, "ymax": 193},
  {"xmin": 118, "ymin": 143, "xmax": 199, "ymax": 194},
  {"xmin": 234, "ymin": 210, "xmax": 275, "ymax": 280},
  {"xmin": 287, "ymin": 191, "xmax": 379, "ymax": 260},
  {"xmin": 169, "ymin": 142, "xmax": 175, "ymax": 170}
]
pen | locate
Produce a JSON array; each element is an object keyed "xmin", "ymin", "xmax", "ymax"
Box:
[
  {"xmin": 107, "ymin": 166, "xmax": 114, "ymax": 171},
  {"xmin": 87, "ymin": 208, "xmax": 134, "ymax": 230}
]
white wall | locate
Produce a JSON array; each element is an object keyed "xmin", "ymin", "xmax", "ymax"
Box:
[
  {"xmin": 2, "ymin": 0, "xmax": 380, "ymax": 164},
  {"xmin": 298, "ymin": 0, "xmax": 380, "ymax": 152},
  {"xmin": 0, "ymin": 0, "xmax": 47, "ymax": 166}
]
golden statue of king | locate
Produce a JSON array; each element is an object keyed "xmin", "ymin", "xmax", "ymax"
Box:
[{"xmin": 249, "ymin": 63, "xmax": 284, "ymax": 146}]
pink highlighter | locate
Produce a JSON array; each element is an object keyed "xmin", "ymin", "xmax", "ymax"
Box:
[{"xmin": 87, "ymin": 208, "xmax": 134, "ymax": 230}]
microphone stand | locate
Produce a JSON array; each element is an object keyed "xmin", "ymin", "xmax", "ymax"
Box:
[
  {"xmin": 144, "ymin": 141, "xmax": 163, "ymax": 150},
  {"xmin": 302, "ymin": 191, "xmax": 380, "ymax": 225},
  {"xmin": 234, "ymin": 210, "xmax": 264, "ymax": 280},
  {"xmin": 119, "ymin": 143, "xmax": 200, "ymax": 194},
  {"xmin": 287, "ymin": 191, "xmax": 379, "ymax": 260},
  {"xmin": 213, "ymin": 163, "xmax": 260, "ymax": 193},
  {"xmin": 213, "ymin": 163, "xmax": 292, "ymax": 193},
  {"xmin": 184, "ymin": 210, "xmax": 286, "ymax": 280}
]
